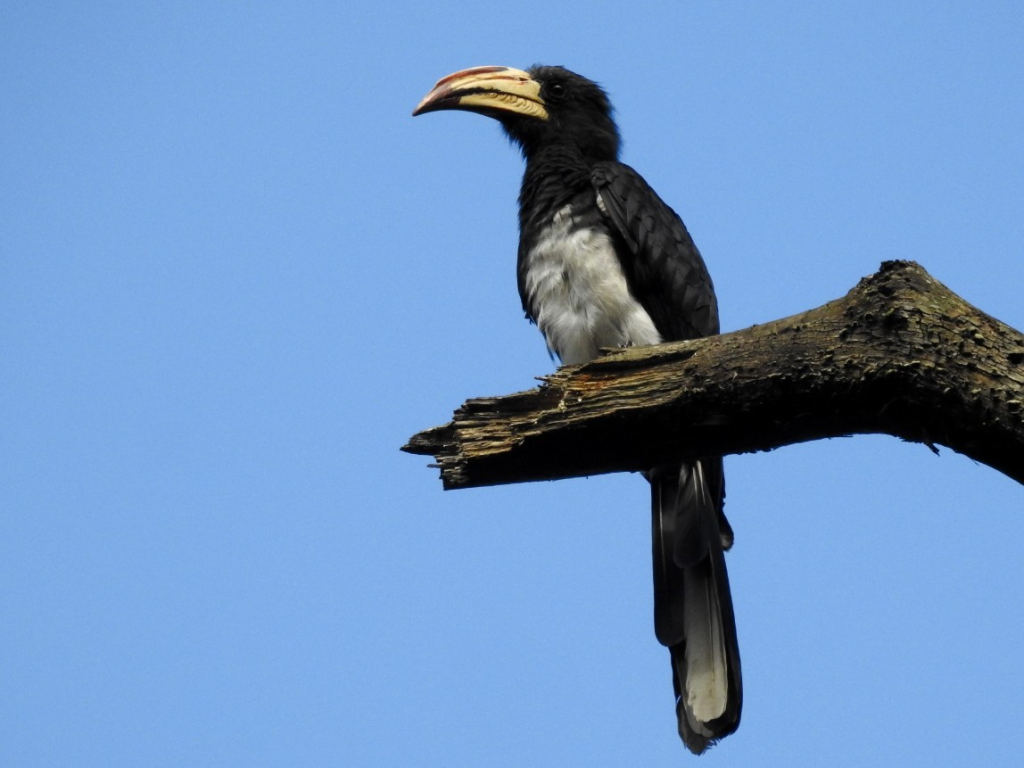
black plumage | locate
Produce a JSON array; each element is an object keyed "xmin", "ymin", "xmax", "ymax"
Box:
[{"xmin": 415, "ymin": 64, "xmax": 741, "ymax": 754}]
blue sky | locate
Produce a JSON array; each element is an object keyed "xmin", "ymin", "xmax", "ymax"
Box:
[{"xmin": 3, "ymin": 2, "xmax": 1023, "ymax": 766}]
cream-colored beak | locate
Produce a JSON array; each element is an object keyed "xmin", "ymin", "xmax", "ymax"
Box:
[{"xmin": 413, "ymin": 65, "xmax": 548, "ymax": 121}]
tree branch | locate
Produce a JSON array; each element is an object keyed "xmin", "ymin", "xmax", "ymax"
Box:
[{"xmin": 403, "ymin": 261, "xmax": 1024, "ymax": 489}]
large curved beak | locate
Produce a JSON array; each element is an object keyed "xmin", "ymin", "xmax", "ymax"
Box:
[{"xmin": 412, "ymin": 66, "xmax": 548, "ymax": 121}]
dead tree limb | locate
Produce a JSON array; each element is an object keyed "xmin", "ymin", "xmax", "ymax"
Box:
[{"xmin": 403, "ymin": 261, "xmax": 1024, "ymax": 489}]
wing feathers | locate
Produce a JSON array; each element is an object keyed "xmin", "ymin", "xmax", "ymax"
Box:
[{"xmin": 591, "ymin": 162, "xmax": 719, "ymax": 342}]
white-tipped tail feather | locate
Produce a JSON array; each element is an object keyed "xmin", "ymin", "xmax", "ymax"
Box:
[
  {"xmin": 653, "ymin": 460, "xmax": 741, "ymax": 754},
  {"xmin": 683, "ymin": 554, "xmax": 729, "ymax": 722},
  {"xmin": 683, "ymin": 461, "xmax": 729, "ymax": 723}
]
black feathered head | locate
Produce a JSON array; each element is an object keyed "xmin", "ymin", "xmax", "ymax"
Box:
[{"xmin": 413, "ymin": 65, "xmax": 620, "ymax": 162}]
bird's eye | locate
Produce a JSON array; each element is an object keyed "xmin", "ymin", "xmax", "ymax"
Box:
[{"xmin": 547, "ymin": 82, "xmax": 567, "ymax": 100}]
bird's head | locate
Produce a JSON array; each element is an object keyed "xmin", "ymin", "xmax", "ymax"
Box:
[{"xmin": 413, "ymin": 65, "xmax": 620, "ymax": 162}]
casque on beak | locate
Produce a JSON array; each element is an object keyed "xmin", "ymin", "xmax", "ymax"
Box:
[{"xmin": 413, "ymin": 66, "xmax": 548, "ymax": 121}]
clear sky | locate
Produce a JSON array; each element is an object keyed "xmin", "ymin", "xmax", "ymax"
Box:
[{"xmin": 3, "ymin": 2, "xmax": 1023, "ymax": 766}]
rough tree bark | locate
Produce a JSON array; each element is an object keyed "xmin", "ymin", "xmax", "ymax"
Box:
[{"xmin": 403, "ymin": 261, "xmax": 1024, "ymax": 490}]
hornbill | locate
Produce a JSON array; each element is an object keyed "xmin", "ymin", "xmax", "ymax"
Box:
[{"xmin": 413, "ymin": 65, "xmax": 741, "ymax": 753}]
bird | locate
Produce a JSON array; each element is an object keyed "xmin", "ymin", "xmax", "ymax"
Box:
[{"xmin": 413, "ymin": 65, "xmax": 741, "ymax": 753}]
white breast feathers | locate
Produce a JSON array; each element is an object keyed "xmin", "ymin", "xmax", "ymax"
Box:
[{"xmin": 523, "ymin": 204, "xmax": 661, "ymax": 365}]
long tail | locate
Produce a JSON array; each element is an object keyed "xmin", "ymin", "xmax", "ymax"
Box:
[{"xmin": 651, "ymin": 459, "xmax": 742, "ymax": 754}]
